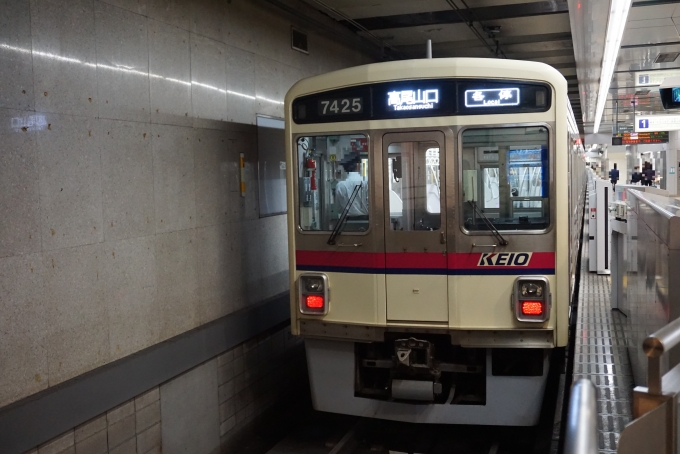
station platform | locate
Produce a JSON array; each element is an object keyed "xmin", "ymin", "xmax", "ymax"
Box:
[{"xmin": 572, "ymin": 207, "xmax": 634, "ymax": 454}]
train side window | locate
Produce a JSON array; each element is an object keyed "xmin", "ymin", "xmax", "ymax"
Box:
[
  {"xmin": 461, "ymin": 126, "xmax": 549, "ymax": 232},
  {"xmin": 296, "ymin": 134, "xmax": 369, "ymax": 232},
  {"xmin": 388, "ymin": 141, "xmax": 441, "ymax": 231}
]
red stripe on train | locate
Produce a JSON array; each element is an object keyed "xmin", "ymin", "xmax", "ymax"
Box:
[
  {"xmin": 295, "ymin": 250, "xmax": 384, "ymax": 268},
  {"xmin": 386, "ymin": 252, "xmax": 446, "ymax": 269},
  {"xmin": 296, "ymin": 251, "xmax": 554, "ymax": 270}
]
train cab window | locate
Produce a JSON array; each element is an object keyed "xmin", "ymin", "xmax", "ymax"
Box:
[
  {"xmin": 387, "ymin": 141, "xmax": 441, "ymax": 231},
  {"xmin": 461, "ymin": 126, "xmax": 549, "ymax": 232},
  {"xmin": 296, "ymin": 134, "xmax": 369, "ymax": 232}
]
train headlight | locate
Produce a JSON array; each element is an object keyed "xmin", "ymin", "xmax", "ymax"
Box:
[
  {"xmin": 298, "ymin": 273, "xmax": 329, "ymax": 315},
  {"xmin": 521, "ymin": 282, "xmax": 543, "ymax": 297},
  {"xmin": 513, "ymin": 277, "xmax": 550, "ymax": 323},
  {"xmin": 305, "ymin": 277, "xmax": 324, "ymax": 292}
]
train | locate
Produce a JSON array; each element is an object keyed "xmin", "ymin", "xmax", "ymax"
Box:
[{"xmin": 284, "ymin": 58, "xmax": 586, "ymax": 426}]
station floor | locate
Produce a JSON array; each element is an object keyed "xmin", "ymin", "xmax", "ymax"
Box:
[{"xmin": 573, "ymin": 210, "xmax": 635, "ymax": 453}]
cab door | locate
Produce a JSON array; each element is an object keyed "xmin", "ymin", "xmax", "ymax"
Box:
[{"xmin": 383, "ymin": 131, "xmax": 448, "ymax": 323}]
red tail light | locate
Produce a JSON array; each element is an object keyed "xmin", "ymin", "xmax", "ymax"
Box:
[
  {"xmin": 305, "ymin": 295, "xmax": 324, "ymax": 309},
  {"xmin": 521, "ymin": 301, "xmax": 543, "ymax": 316}
]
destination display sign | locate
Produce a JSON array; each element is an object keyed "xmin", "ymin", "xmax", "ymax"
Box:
[
  {"xmin": 387, "ymin": 88, "xmax": 440, "ymax": 112},
  {"xmin": 465, "ymin": 88, "xmax": 520, "ymax": 108},
  {"xmin": 611, "ymin": 131, "xmax": 669, "ymax": 145},
  {"xmin": 292, "ymin": 79, "xmax": 551, "ymax": 124}
]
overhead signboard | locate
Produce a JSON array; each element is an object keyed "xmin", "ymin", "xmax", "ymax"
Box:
[
  {"xmin": 634, "ymin": 69, "xmax": 680, "ymax": 87},
  {"xmin": 635, "ymin": 115, "xmax": 680, "ymax": 132},
  {"xmin": 612, "ymin": 131, "xmax": 669, "ymax": 145}
]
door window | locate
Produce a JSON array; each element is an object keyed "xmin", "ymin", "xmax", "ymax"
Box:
[
  {"xmin": 296, "ymin": 134, "xmax": 369, "ymax": 232},
  {"xmin": 387, "ymin": 141, "xmax": 441, "ymax": 231},
  {"xmin": 461, "ymin": 126, "xmax": 550, "ymax": 231}
]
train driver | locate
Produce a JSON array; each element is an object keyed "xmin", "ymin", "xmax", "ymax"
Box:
[{"xmin": 336, "ymin": 154, "xmax": 369, "ymax": 221}]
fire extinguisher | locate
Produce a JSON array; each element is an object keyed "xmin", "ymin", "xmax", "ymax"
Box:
[{"xmin": 305, "ymin": 155, "xmax": 317, "ymax": 190}]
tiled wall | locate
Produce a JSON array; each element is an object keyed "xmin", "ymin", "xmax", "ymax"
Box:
[
  {"xmin": 0, "ymin": 0, "xmax": 370, "ymax": 409},
  {"xmin": 23, "ymin": 325, "xmax": 306, "ymax": 454}
]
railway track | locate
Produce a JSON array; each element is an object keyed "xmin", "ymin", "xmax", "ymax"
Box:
[{"xmin": 255, "ymin": 347, "xmax": 565, "ymax": 454}]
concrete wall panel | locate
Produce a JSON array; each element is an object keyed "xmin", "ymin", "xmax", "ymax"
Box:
[
  {"xmin": 37, "ymin": 114, "xmax": 103, "ymax": 251},
  {"xmin": 100, "ymin": 119, "xmax": 155, "ymax": 242},
  {"xmin": 0, "ymin": 109, "xmax": 41, "ymax": 258},
  {"xmin": 0, "ymin": 253, "xmax": 47, "ymax": 407},
  {"xmin": 95, "ymin": 1, "xmax": 151, "ymax": 123},
  {"xmin": 148, "ymin": 19, "xmax": 192, "ymax": 127},
  {"xmin": 0, "ymin": 0, "xmax": 34, "ymax": 110},
  {"xmin": 0, "ymin": 0, "xmax": 372, "ymax": 411},
  {"xmin": 30, "ymin": 0, "xmax": 99, "ymax": 118}
]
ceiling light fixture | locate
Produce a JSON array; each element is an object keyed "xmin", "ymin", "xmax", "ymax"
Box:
[
  {"xmin": 593, "ymin": 0, "xmax": 633, "ymax": 133},
  {"xmin": 654, "ymin": 52, "xmax": 679, "ymax": 63},
  {"xmin": 635, "ymin": 89, "xmax": 650, "ymax": 95}
]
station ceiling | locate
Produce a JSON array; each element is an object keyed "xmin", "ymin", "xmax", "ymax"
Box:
[
  {"xmin": 568, "ymin": 0, "xmax": 680, "ymax": 135},
  {"xmin": 299, "ymin": 0, "xmax": 680, "ymax": 136},
  {"xmin": 301, "ymin": 0, "xmax": 580, "ymax": 128}
]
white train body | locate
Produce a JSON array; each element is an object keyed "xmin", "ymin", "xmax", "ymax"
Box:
[{"xmin": 285, "ymin": 58, "xmax": 586, "ymax": 426}]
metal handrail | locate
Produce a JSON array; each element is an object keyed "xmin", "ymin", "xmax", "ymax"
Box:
[
  {"xmin": 564, "ymin": 379, "xmax": 599, "ymax": 454},
  {"xmin": 643, "ymin": 316, "xmax": 680, "ymax": 395},
  {"xmin": 616, "ymin": 317, "xmax": 680, "ymax": 454}
]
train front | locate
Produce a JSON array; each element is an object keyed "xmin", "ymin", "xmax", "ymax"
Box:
[{"xmin": 284, "ymin": 58, "xmax": 570, "ymax": 426}]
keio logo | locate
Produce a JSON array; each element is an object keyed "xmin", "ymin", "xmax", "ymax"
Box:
[{"xmin": 478, "ymin": 252, "xmax": 532, "ymax": 266}]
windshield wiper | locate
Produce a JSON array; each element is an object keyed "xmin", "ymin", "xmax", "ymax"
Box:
[
  {"xmin": 467, "ymin": 200, "xmax": 508, "ymax": 246},
  {"xmin": 327, "ymin": 185, "xmax": 361, "ymax": 245}
]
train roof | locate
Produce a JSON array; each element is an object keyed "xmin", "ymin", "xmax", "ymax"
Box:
[{"xmin": 285, "ymin": 58, "xmax": 568, "ymax": 104}]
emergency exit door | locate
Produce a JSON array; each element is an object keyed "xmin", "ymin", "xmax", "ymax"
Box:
[{"xmin": 384, "ymin": 131, "xmax": 448, "ymax": 322}]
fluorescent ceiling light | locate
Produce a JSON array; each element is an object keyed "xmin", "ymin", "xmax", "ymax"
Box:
[{"xmin": 593, "ymin": 0, "xmax": 633, "ymax": 134}]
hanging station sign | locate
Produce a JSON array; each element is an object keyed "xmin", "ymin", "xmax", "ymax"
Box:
[
  {"xmin": 612, "ymin": 131, "xmax": 669, "ymax": 145},
  {"xmin": 635, "ymin": 115, "xmax": 680, "ymax": 132},
  {"xmin": 635, "ymin": 69, "xmax": 680, "ymax": 87}
]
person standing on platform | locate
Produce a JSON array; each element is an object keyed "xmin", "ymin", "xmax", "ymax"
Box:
[
  {"xmin": 609, "ymin": 163, "xmax": 620, "ymax": 191},
  {"xmin": 644, "ymin": 163, "xmax": 656, "ymax": 187},
  {"xmin": 641, "ymin": 162, "xmax": 648, "ymax": 186},
  {"xmin": 631, "ymin": 166, "xmax": 642, "ymax": 184}
]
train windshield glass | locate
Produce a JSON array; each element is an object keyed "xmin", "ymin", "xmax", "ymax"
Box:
[
  {"xmin": 461, "ymin": 126, "xmax": 549, "ymax": 231},
  {"xmin": 296, "ymin": 134, "xmax": 369, "ymax": 232}
]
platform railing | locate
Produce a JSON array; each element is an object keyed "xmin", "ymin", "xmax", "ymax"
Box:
[
  {"xmin": 564, "ymin": 379, "xmax": 599, "ymax": 454},
  {"xmin": 617, "ymin": 316, "xmax": 680, "ymax": 454}
]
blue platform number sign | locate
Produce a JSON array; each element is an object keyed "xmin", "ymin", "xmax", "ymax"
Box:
[
  {"xmin": 639, "ymin": 119, "xmax": 649, "ymax": 129},
  {"xmin": 465, "ymin": 88, "xmax": 520, "ymax": 107},
  {"xmin": 638, "ymin": 75, "xmax": 649, "ymax": 84}
]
